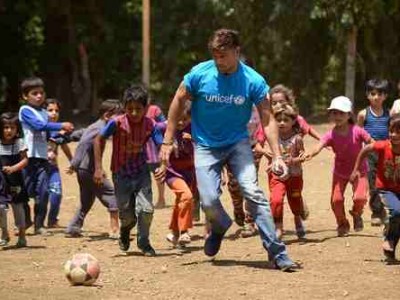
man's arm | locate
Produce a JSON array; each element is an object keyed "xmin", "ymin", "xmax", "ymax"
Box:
[
  {"xmin": 160, "ymin": 82, "xmax": 191, "ymax": 163},
  {"xmin": 256, "ymin": 98, "xmax": 288, "ymax": 178},
  {"xmin": 256, "ymin": 99, "xmax": 281, "ymax": 159}
]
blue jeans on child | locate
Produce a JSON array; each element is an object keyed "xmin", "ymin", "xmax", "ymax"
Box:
[
  {"xmin": 23, "ymin": 158, "xmax": 50, "ymax": 230},
  {"xmin": 112, "ymin": 168, "xmax": 154, "ymax": 250},
  {"xmin": 379, "ymin": 190, "xmax": 400, "ymax": 244},
  {"xmin": 47, "ymin": 164, "xmax": 62, "ymax": 226},
  {"xmin": 194, "ymin": 139, "xmax": 290, "ymax": 263}
]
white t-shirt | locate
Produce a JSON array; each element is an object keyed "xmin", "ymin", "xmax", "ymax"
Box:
[{"xmin": 391, "ymin": 99, "xmax": 400, "ymax": 115}]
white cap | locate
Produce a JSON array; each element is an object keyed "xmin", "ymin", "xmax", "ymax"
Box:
[{"xmin": 327, "ymin": 96, "xmax": 352, "ymax": 113}]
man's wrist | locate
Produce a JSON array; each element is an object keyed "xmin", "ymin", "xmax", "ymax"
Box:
[{"xmin": 162, "ymin": 140, "xmax": 174, "ymax": 146}]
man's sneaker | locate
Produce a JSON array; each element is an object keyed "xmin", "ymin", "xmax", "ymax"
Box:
[
  {"xmin": 337, "ymin": 220, "xmax": 350, "ymax": 237},
  {"xmin": 16, "ymin": 237, "xmax": 27, "ymax": 248},
  {"xmin": 119, "ymin": 228, "xmax": 130, "ymax": 252},
  {"xmin": 274, "ymin": 255, "xmax": 299, "ymax": 272},
  {"xmin": 204, "ymin": 231, "xmax": 225, "ymax": 257},
  {"xmin": 140, "ymin": 244, "xmax": 156, "ymax": 257},
  {"xmin": 34, "ymin": 227, "xmax": 52, "ymax": 236},
  {"xmin": 349, "ymin": 210, "xmax": 364, "ymax": 232}
]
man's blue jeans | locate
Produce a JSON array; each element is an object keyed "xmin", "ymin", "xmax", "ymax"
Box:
[{"xmin": 195, "ymin": 139, "xmax": 289, "ymax": 261}]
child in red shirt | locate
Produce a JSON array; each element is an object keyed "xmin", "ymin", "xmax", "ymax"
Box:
[{"xmin": 351, "ymin": 114, "xmax": 400, "ymax": 263}]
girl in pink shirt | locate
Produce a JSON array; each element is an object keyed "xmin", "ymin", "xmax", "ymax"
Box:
[{"xmin": 304, "ymin": 96, "xmax": 373, "ymax": 236}]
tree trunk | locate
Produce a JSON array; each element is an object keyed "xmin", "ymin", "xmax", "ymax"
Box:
[
  {"xmin": 345, "ymin": 25, "xmax": 357, "ymax": 102},
  {"xmin": 43, "ymin": 0, "xmax": 76, "ymax": 115}
]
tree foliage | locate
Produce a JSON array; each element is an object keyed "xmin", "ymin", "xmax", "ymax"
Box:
[{"xmin": 1, "ymin": 0, "xmax": 400, "ymax": 117}]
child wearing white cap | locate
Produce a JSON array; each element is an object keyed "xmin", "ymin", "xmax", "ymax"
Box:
[{"xmin": 302, "ymin": 96, "xmax": 374, "ymax": 236}]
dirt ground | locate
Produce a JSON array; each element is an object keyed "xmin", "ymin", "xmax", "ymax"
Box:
[{"xmin": 0, "ymin": 123, "xmax": 399, "ymax": 300}]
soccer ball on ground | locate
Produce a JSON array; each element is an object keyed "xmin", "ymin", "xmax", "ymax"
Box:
[{"xmin": 64, "ymin": 253, "xmax": 100, "ymax": 286}]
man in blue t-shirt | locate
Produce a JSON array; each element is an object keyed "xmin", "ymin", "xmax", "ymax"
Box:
[{"xmin": 160, "ymin": 29, "xmax": 297, "ymax": 271}]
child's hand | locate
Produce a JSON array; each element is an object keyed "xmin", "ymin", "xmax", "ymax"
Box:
[
  {"xmin": 299, "ymin": 151, "xmax": 312, "ymax": 162},
  {"xmin": 62, "ymin": 122, "xmax": 74, "ymax": 133},
  {"xmin": 93, "ymin": 169, "xmax": 105, "ymax": 186},
  {"xmin": 349, "ymin": 170, "xmax": 359, "ymax": 183},
  {"xmin": 154, "ymin": 164, "xmax": 166, "ymax": 183},
  {"xmin": 2, "ymin": 166, "xmax": 15, "ymax": 174},
  {"xmin": 182, "ymin": 132, "xmax": 192, "ymax": 140},
  {"xmin": 65, "ymin": 165, "xmax": 75, "ymax": 175}
]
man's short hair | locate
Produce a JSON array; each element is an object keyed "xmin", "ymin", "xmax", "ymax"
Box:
[{"xmin": 208, "ymin": 29, "xmax": 240, "ymax": 51}]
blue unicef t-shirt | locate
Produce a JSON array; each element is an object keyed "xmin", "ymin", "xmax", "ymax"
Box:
[{"xmin": 183, "ymin": 60, "xmax": 269, "ymax": 147}]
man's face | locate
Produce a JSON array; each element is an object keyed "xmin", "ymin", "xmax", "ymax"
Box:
[{"xmin": 211, "ymin": 48, "xmax": 239, "ymax": 74}]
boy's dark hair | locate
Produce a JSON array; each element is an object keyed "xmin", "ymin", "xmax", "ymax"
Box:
[
  {"xmin": 45, "ymin": 98, "xmax": 61, "ymax": 109},
  {"xmin": 98, "ymin": 99, "xmax": 122, "ymax": 117},
  {"xmin": 122, "ymin": 85, "xmax": 148, "ymax": 108},
  {"xmin": 366, "ymin": 79, "xmax": 389, "ymax": 94},
  {"xmin": 389, "ymin": 114, "xmax": 400, "ymax": 132},
  {"xmin": 21, "ymin": 77, "xmax": 44, "ymax": 96},
  {"xmin": 208, "ymin": 29, "xmax": 240, "ymax": 52},
  {"xmin": 0, "ymin": 112, "xmax": 23, "ymax": 140}
]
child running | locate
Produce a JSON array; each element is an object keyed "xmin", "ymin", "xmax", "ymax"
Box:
[
  {"xmin": 304, "ymin": 96, "xmax": 373, "ymax": 236},
  {"xmin": 0, "ymin": 112, "xmax": 29, "ymax": 247},
  {"xmin": 350, "ymin": 114, "xmax": 400, "ymax": 263},
  {"xmin": 94, "ymin": 85, "xmax": 164, "ymax": 256},
  {"xmin": 357, "ymin": 79, "xmax": 390, "ymax": 226},
  {"xmin": 45, "ymin": 98, "xmax": 74, "ymax": 227},
  {"xmin": 265, "ymin": 104, "xmax": 306, "ymax": 240},
  {"xmin": 165, "ymin": 102, "xmax": 195, "ymax": 248},
  {"xmin": 65, "ymin": 99, "xmax": 121, "ymax": 238},
  {"xmin": 269, "ymin": 84, "xmax": 321, "ymax": 141},
  {"xmin": 19, "ymin": 77, "xmax": 74, "ymax": 235}
]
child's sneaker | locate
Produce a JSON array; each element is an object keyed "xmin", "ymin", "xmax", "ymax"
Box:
[
  {"xmin": 337, "ymin": 220, "xmax": 350, "ymax": 237},
  {"xmin": 241, "ymin": 223, "xmax": 257, "ymax": 238},
  {"xmin": 295, "ymin": 217, "xmax": 306, "ymax": 239},
  {"xmin": 0, "ymin": 237, "xmax": 10, "ymax": 246},
  {"xmin": 166, "ymin": 233, "xmax": 178, "ymax": 246},
  {"xmin": 34, "ymin": 227, "xmax": 52, "ymax": 236},
  {"xmin": 16, "ymin": 237, "xmax": 27, "ymax": 248},
  {"xmin": 119, "ymin": 228, "xmax": 130, "ymax": 252},
  {"xmin": 140, "ymin": 244, "xmax": 156, "ymax": 257},
  {"xmin": 178, "ymin": 232, "xmax": 191, "ymax": 245},
  {"xmin": 349, "ymin": 210, "xmax": 364, "ymax": 232}
]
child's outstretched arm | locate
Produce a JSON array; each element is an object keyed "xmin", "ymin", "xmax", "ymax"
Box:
[
  {"xmin": 20, "ymin": 107, "xmax": 74, "ymax": 133},
  {"xmin": 301, "ymin": 142, "xmax": 325, "ymax": 161},
  {"xmin": 350, "ymin": 144, "xmax": 374, "ymax": 182},
  {"xmin": 308, "ymin": 126, "xmax": 321, "ymax": 141}
]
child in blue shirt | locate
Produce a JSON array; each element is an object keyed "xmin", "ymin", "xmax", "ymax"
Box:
[{"xmin": 18, "ymin": 77, "xmax": 74, "ymax": 235}]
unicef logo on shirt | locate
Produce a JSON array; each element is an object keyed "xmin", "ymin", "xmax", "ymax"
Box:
[
  {"xmin": 233, "ymin": 95, "xmax": 245, "ymax": 106},
  {"xmin": 205, "ymin": 94, "xmax": 246, "ymax": 105}
]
